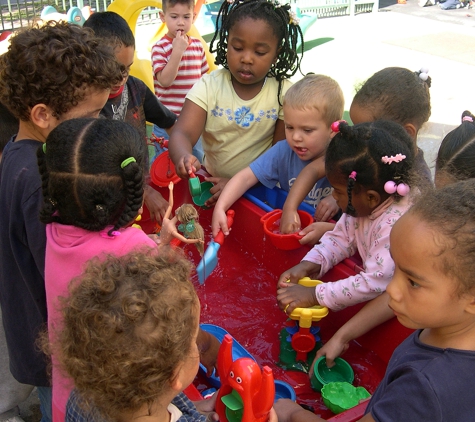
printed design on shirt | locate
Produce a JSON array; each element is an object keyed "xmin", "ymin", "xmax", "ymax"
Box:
[
  {"xmin": 111, "ymin": 85, "xmax": 129, "ymax": 121},
  {"xmin": 211, "ymin": 105, "xmax": 278, "ymax": 127}
]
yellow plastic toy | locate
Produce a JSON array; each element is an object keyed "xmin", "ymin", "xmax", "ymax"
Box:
[{"xmin": 107, "ymin": 0, "xmax": 217, "ymax": 92}]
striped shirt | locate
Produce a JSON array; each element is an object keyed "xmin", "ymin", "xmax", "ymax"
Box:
[{"xmin": 152, "ymin": 35, "xmax": 209, "ymax": 116}]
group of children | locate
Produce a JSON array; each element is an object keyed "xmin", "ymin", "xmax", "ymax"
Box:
[{"xmin": 0, "ymin": 0, "xmax": 475, "ymax": 421}]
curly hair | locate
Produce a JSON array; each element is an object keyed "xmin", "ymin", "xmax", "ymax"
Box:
[
  {"xmin": 0, "ymin": 21, "xmax": 123, "ymax": 121},
  {"xmin": 54, "ymin": 247, "xmax": 198, "ymax": 419},
  {"xmin": 326, "ymin": 120, "xmax": 414, "ymax": 214},
  {"xmin": 210, "ymin": 0, "xmax": 303, "ymax": 105},
  {"xmin": 37, "ymin": 118, "xmax": 145, "ymax": 236},
  {"xmin": 352, "ymin": 67, "xmax": 431, "ymax": 130},
  {"xmin": 176, "ymin": 204, "xmax": 205, "ymax": 255},
  {"xmin": 435, "ymin": 110, "xmax": 475, "ymax": 186},
  {"xmin": 283, "ymin": 74, "xmax": 344, "ymax": 126},
  {"xmin": 408, "ymin": 179, "xmax": 475, "ymax": 296}
]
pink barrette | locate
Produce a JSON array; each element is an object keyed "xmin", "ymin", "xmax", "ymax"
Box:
[
  {"xmin": 331, "ymin": 120, "xmax": 347, "ymax": 133},
  {"xmin": 384, "ymin": 181, "xmax": 410, "ymax": 196},
  {"xmin": 462, "ymin": 116, "xmax": 473, "ymax": 123},
  {"xmin": 100, "ymin": 229, "xmax": 121, "ymax": 239},
  {"xmin": 381, "ymin": 154, "xmax": 406, "ymax": 165},
  {"xmin": 349, "ymin": 171, "xmax": 357, "ymax": 181}
]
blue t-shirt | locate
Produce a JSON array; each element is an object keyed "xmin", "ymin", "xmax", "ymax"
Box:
[
  {"xmin": 249, "ymin": 140, "xmax": 332, "ymax": 209},
  {"xmin": 366, "ymin": 330, "xmax": 475, "ymax": 421}
]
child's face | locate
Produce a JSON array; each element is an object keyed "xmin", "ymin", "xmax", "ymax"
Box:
[
  {"xmin": 387, "ymin": 213, "xmax": 472, "ymax": 332},
  {"xmin": 226, "ymin": 18, "xmax": 278, "ymax": 90},
  {"xmin": 160, "ymin": 3, "xmax": 195, "ymax": 39},
  {"xmin": 283, "ymin": 105, "xmax": 332, "ymax": 162},
  {"xmin": 111, "ymin": 45, "xmax": 135, "ymax": 95}
]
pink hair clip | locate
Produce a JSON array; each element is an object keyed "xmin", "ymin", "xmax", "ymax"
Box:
[
  {"xmin": 349, "ymin": 171, "xmax": 357, "ymax": 181},
  {"xmin": 381, "ymin": 154, "xmax": 407, "ymax": 165},
  {"xmin": 384, "ymin": 181, "xmax": 410, "ymax": 196},
  {"xmin": 331, "ymin": 120, "xmax": 347, "ymax": 133},
  {"xmin": 100, "ymin": 229, "xmax": 121, "ymax": 239},
  {"xmin": 462, "ymin": 116, "xmax": 473, "ymax": 123}
]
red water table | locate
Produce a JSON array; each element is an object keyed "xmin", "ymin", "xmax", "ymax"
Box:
[{"xmin": 216, "ymin": 334, "xmax": 275, "ymax": 422}]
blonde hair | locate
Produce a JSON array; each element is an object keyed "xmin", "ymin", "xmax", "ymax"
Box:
[
  {"xmin": 284, "ymin": 74, "xmax": 345, "ymax": 126},
  {"xmin": 176, "ymin": 204, "xmax": 204, "ymax": 255}
]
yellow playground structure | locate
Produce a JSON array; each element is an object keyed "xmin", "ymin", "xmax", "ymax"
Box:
[{"xmin": 108, "ymin": 0, "xmax": 217, "ymax": 92}]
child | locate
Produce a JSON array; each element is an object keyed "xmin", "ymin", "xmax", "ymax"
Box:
[
  {"xmin": 277, "ymin": 120, "xmax": 415, "ymax": 312},
  {"xmin": 312, "ymin": 109, "xmax": 475, "ymax": 369},
  {"xmin": 288, "ymin": 67, "xmax": 434, "ymax": 245},
  {"xmin": 39, "ymin": 118, "xmax": 219, "ymax": 420},
  {"xmin": 83, "ymin": 11, "xmax": 177, "ymax": 225},
  {"xmin": 211, "ymin": 74, "xmax": 344, "ymax": 237},
  {"xmin": 0, "ymin": 22, "xmax": 123, "ymax": 421},
  {"xmin": 50, "ymin": 248, "xmax": 219, "ymax": 421},
  {"xmin": 169, "ymin": 0, "xmax": 303, "ymax": 206},
  {"xmin": 151, "ymin": 0, "xmax": 210, "ymax": 161},
  {"xmin": 275, "ymin": 179, "xmax": 475, "ymax": 422}
]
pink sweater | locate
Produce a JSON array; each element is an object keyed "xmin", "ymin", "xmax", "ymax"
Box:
[
  {"xmin": 303, "ymin": 196, "xmax": 411, "ymax": 311},
  {"xmin": 45, "ymin": 223, "xmax": 156, "ymax": 422}
]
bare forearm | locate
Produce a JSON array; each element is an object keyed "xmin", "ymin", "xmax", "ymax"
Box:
[{"xmin": 155, "ymin": 51, "xmax": 184, "ymax": 87}]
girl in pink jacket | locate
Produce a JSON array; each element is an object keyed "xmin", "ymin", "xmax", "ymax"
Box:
[{"xmin": 277, "ymin": 120, "xmax": 415, "ymax": 312}]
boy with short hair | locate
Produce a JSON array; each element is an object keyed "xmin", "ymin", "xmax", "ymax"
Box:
[
  {"xmin": 0, "ymin": 21, "xmax": 123, "ymax": 421},
  {"xmin": 83, "ymin": 11, "xmax": 178, "ymax": 224},
  {"xmin": 211, "ymin": 74, "xmax": 344, "ymax": 238},
  {"xmin": 151, "ymin": 0, "xmax": 209, "ymax": 160}
]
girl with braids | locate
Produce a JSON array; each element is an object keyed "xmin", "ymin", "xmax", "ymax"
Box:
[
  {"xmin": 277, "ymin": 120, "xmax": 415, "ymax": 313},
  {"xmin": 169, "ymin": 0, "xmax": 303, "ymax": 207}
]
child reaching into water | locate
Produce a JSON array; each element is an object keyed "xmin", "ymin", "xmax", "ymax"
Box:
[
  {"xmin": 211, "ymin": 74, "xmax": 343, "ymax": 237},
  {"xmin": 51, "ymin": 248, "xmax": 222, "ymax": 422},
  {"xmin": 169, "ymin": 0, "xmax": 303, "ymax": 206},
  {"xmin": 39, "ymin": 118, "xmax": 218, "ymax": 420},
  {"xmin": 285, "ymin": 67, "xmax": 433, "ymax": 245},
  {"xmin": 275, "ymin": 179, "xmax": 475, "ymax": 422},
  {"xmin": 277, "ymin": 120, "xmax": 414, "ymax": 312}
]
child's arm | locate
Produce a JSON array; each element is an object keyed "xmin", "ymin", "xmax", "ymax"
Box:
[
  {"xmin": 153, "ymin": 31, "xmax": 189, "ymax": 87},
  {"xmin": 142, "ymin": 85, "xmax": 177, "ymax": 129},
  {"xmin": 197, "ymin": 328, "xmax": 220, "ymax": 376},
  {"xmin": 274, "ymin": 399, "xmax": 326, "ymax": 422},
  {"xmin": 298, "ymin": 222, "xmax": 336, "ymax": 246},
  {"xmin": 312, "ymin": 292, "xmax": 393, "ymax": 368},
  {"xmin": 212, "ymin": 167, "xmax": 258, "ymax": 238},
  {"xmin": 272, "ymin": 119, "xmax": 286, "ymax": 145},
  {"xmin": 168, "ymin": 99, "xmax": 207, "ymax": 178},
  {"xmin": 280, "ymin": 157, "xmax": 326, "ymax": 234},
  {"xmin": 144, "ymin": 185, "xmax": 169, "ymax": 224}
]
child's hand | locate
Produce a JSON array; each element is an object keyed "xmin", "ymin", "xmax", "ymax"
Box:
[
  {"xmin": 198, "ymin": 330, "xmax": 220, "ymax": 377},
  {"xmin": 280, "ymin": 209, "xmax": 301, "ymax": 234},
  {"xmin": 310, "ymin": 335, "xmax": 350, "ymax": 373},
  {"xmin": 172, "ymin": 30, "xmax": 189, "ymax": 55},
  {"xmin": 274, "ymin": 399, "xmax": 324, "ymax": 422},
  {"xmin": 277, "ymin": 283, "xmax": 317, "ymax": 315},
  {"xmin": 144, "ymin": 186, "xmax": 168, "ymax": 224},
  {"xmin": 194, "ymin": 392, "xmax": 219, "ymax": 421},
  {"xmin": 277, "ymin": 261, "xmax": 320, "ymax": 286},
  {"xmin": 212, "ymin": 206, "xmax": 231, "ymax": 238},
  {"xmin": 298, "ymin": 222, "xmax": 336, "ymax": 246},
  {"xmin": 175, "ymin": 153, "xmax": 201, "ymax": 179},
  {"xmin": 315, "ymin": 195, "xmax": 339, "ymax": 222},
  {"xmin": 204, "ymin": 176, "xmax": 229, "ymax": 207}
]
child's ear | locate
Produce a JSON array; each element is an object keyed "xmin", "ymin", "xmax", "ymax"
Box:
[
  {"xmin": 403, "ymin": 123, "xmax": 417, "ymax": 142},
  {"xmin": 159, "ymin": 11, "xmax": 165, "ymax": 22},
  {"xmin": 365, "ymin": 189, "xmax": 381, "ymax": 210},
  {"xmin": 463, "ymin": 295, "xmax": 475, "ymax": 316},
  {"xmin": 192, "ymin": 11, "xmax": 197, "ymax": 23},
  {"xmin": 30, "ymin": 104, "xmax": 56, "ymax": 131},
  {"xmin": 169, "ymin": 363, "xmax": 185, "ymax": 393}
]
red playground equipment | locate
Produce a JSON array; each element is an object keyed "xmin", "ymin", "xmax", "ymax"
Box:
[{"xmin": 216, "ymin": 334, "xmax": 275, "ymax": 422}]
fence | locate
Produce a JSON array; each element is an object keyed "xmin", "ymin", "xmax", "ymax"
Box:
[{"xmin": 294, "ymin": 0, "xmax": 378, "ymax": 17}]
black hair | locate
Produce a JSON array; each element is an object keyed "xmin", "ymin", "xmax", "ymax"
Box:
[
  {"xmin": 162, "ymin": 0, "xmax": 195, "ymax": 12},
  {"xmin": 38, "ymin": 118, "xmax": 145, "ymax": 236},
  {"xmin": 436, "ymin": 110, "xmax": 475, "ymax": 183},
  {"xmin": 326, "ymin": 120, "xmax": 414, "ymax": 214},
  {"xmin": 210, "ymin": 0, "xmax": 303, "ymax": 104},
  {"xmin": 83, "ymin": 11, "xmax": 135, "ymax": 49},
  {"xmin": 352, "ymin": 67, "xmax": 431, "ymax": 130},
  {"xmin": 0, "ymin": 101, "xmax": 19, "ymax": 153}
]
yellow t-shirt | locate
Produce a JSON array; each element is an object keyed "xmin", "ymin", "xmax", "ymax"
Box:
[{"xmin": 187, "ymin": 68, "xmax": 292, "ymax": 179}]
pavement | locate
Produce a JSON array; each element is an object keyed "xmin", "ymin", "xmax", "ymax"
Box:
[{"xmin": 10, "ymin": 3, "xmax": 475, "ymax": 421}]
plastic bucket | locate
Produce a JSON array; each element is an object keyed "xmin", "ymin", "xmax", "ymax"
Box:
[{"xmin": 310, "ymin": 357, "xmax": 354, "ymax": 392}]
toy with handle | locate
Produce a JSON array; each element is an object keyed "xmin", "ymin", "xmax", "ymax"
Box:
[
  {"xmin": 215, "ymin": 334, "xmax": 275, "ymax": 422},
  {"xmin": 196, "ymin": 210, "xmax": 235, "ymax": 284}
]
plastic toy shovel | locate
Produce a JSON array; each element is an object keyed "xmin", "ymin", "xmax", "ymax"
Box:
[{"xmin": 196, "ymin": 210, "xmax": 235, "ymax": 284}]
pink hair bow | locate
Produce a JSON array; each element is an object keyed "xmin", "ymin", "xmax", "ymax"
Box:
[{"xmin": 381, "ymin": 154, "xmax": 406, "ymax": 165}]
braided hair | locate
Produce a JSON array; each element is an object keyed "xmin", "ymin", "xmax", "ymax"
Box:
[
  {"xmin": 37, "ymin": 118, "xmax": 145, "ymax": 236},
  {"xmin": 326, "ymin": 120, "xmax": 414, "ymax": 215},
  {"xmin": 435, "ymin": 110, "xmax": 475, "ymax": 185},
  {"xmin": 210, "ymin": 0, "xmax": 303, "ymax": 104}
]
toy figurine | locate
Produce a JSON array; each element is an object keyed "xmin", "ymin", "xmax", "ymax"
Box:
[
  {"xmin": 159, "ymin": 182, "xmax": 204, "ymax": 254},
  {"xmin": 216, "ymin": 334, "xmax": 275, "ymax": 422}
]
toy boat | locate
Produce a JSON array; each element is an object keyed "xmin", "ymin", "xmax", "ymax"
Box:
[{"xmin": 148, "ymin": 179, "xmax": 413, "ymax": 421}]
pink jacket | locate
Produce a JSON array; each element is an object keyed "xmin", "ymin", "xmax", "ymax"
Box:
[
  {"xmin": 45, "ymin": 223, "xmax": 156, "ymax": 422},
  {"xmin": 303, "ymin": 196, "xmax": 411, "ymax": 311}
]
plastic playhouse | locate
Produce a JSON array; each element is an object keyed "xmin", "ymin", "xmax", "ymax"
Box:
[{"xmin": 142, "ymin": 174, "xmax": 413, "ymax": 421}]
